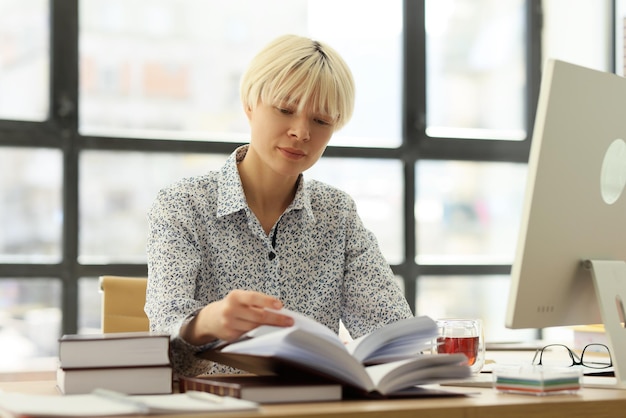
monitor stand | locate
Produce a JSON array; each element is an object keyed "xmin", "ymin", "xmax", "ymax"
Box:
[{"xmin": 586, "ymin": 259, "xmax": 626, "ymax": 389}]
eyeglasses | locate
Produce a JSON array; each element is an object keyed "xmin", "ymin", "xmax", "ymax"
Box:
[{"xmin": 532, "ymin": 343, "xmax": 612, "ymax": 369}]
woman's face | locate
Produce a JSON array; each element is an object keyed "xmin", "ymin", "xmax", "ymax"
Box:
[{"xmin": 245, "ymin": 100, "xmax": 335, "ymax": 178}]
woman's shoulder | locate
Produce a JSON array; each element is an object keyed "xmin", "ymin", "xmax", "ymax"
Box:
[
  {"xmin": 156, "ymin": 172, "xmax": 219, "ymax": 204},
  {"xmin": 304, "ymin": 178, "xmax": 355, "ymax": 207},
  {"xmin": 163, "ymin": 172, "xmax": 218, "ymax": 192},
  {"xmin": 305, "ymin": 178, "xmax": 347, "ymax": 195}
]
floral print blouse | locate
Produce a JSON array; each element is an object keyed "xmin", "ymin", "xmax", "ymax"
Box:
[{"xmin": 145, "ymin": 145, "xmax": 412, "ymax": 376}]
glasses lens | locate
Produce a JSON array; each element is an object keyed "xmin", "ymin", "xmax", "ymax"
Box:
[
  {"xmin": 581, "ymin": 344, "xmax": 612, "ymax": 369},
  {"xmin": 536, "ymin": 345, "xmax": 576, "ymax": 367}
]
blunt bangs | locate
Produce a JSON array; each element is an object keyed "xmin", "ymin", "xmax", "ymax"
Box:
[{"xmin": 240, "ymin": 35, "xmax": 355, "ymax": 131}]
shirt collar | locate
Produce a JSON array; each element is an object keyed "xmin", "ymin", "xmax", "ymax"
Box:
[{"xmin": 216, "ymin": 145, "xmax": 315, "ymax": 222}]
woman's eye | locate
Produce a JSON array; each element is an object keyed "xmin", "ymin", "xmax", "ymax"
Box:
[
  {"xmin": 276, "ymin": 107, "xmax": 293, "ymax": 115},
  {"xmin": 314, "ymin": 118, "xmax": 332, "ymax": 126}
]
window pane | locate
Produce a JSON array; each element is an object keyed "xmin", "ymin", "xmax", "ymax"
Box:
[
  {"xmin": 307, "ymin": 158, "xmax": 403, "ymax": 264},
  {"xmin": 425, "ymin": 0, "xmax": 526, "ymax": 140},
  {"xmin": 79, "ymin": 277, "xmax": 102, "ymax": 334},
  {"xmin": 0, "ymin": 278, "xmax": 61, "ymax": 370},
  {"xmin": 79, "ymin": 151, "xmax": 227, "ymax": 263},
  {"xmin": 0, "ymin": 148, "xmax": 62, "ymax": 263},
  {"xmin": 79, "ymin": 0, "xmax": 402, "ymax": 147},
  {"xmin": 416, "ymin": 160, "xmax": 526, "ymax": 264},
  {"xmin": 0, "ymin": 0, "xmax": 49, "ymax": 121},
  {"xmin": 416, "ymin": 275, "xmax": 536, "ymax": 342}
]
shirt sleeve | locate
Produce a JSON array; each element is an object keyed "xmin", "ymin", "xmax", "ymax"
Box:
[
  {"xmin": 144, "ymin": 186, "xmax": 217, "ymax": 376},
  {"xmin": 339, "ymin": 196, "xmax": 414, "ymax": 339}
]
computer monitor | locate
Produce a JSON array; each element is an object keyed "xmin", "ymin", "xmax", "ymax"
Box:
[{"xmin": 505, "ymin": 58, "xmax": 626, "ymax": 387}]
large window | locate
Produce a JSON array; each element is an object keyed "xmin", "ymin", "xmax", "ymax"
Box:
[
  {"xmin": 79, "ymin": 0, "xmax": 404, "ymax": 148},
  {"xmin": 0, "ymin": 0, "xmax": 49, "ymax": 122},
  {"xmin": 425, "ymin": 0, "xmax": 526, "ymax": 140},
  {"xmin": 1, "ymin": 0, "xmax": 544, "ymax": 365}
]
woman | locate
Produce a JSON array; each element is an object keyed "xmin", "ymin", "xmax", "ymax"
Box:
[{"xmin": 145, "ymin": 34, "xmax": 412, "ymax": 377}]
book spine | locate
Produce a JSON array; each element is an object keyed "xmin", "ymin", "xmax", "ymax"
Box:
[{"xmin": 180, "ymin": 379, "xmax": 242, "ymax": 398}]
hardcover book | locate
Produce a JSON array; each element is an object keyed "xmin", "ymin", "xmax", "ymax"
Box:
[
  {"xmin": 198, "ymin": 309, "xmax": 471, "ymax": 397},
  {"xmin": 178, "ymin": 375, "xmax": 342, "ymax": 403},
  {"xmin": 56, "ymin": 365, "xmax": 173, "ymax": 395},
  {"xmin": 58, "ymin": 331, "xmax": 171, "ymax": 369}
]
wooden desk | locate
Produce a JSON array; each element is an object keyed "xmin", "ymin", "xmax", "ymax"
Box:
[{"xmin": 1, "ymin": 378, "xmax": 626, "ymax": 418}]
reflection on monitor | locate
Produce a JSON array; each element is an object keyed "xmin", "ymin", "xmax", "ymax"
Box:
[{"xmin": 506, "ymin": 59, "xmax": 626, "ymax": 330}]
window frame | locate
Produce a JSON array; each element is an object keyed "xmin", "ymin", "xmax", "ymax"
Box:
[{"xmin": 0, "ymin": 0, "xmax": 542, "ymax": 335}]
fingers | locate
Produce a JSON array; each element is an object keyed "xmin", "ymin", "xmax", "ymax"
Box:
[
  {"xmin": 229, "ymin": 289, "xmax": 283, "ymax": 311},
  {"xmin": 223, "ymin": 290, "xmax": 294, "ymax": 329},
  {"xmin": 187, "ymin": 290, "xmax": 294, "ymax": 344}
]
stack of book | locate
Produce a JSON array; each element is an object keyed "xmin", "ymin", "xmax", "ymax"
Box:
[{"xmin": 56, "ymin": 331, "xmax": 173, "ymax": 395}]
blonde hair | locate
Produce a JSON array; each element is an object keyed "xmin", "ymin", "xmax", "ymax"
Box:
[{"xmin": 240, "ymin": 34, "xmax": 355, "ymax": 131}]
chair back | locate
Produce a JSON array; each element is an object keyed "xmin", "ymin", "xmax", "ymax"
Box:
[{"xmin": 99, "ymin": 275, "xmax": 149, "ymax": 333}]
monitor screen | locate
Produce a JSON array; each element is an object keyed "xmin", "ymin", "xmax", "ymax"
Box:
[{"xmin": 505, "ymin": 58, "xmax": 626, "ymax": 330}]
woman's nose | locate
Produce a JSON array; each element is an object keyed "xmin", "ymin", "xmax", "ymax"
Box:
[{"xmin": 289, "ymin": 115, "xmax": 311, "ymax": 142}]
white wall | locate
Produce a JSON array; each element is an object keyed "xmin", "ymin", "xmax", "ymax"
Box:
[{"xmin": 542, "ymin": 0, "xmax": 613, "ymax": 72}]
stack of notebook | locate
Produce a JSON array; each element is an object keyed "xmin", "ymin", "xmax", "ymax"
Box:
[{"xmin": 56, "ymin": 331, "xmax": 172, "ymax": 395}]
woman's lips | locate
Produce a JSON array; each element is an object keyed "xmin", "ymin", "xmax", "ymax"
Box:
[{"xmin": 279, "ymin": 147, "xmax": 306, "ymax": 160}]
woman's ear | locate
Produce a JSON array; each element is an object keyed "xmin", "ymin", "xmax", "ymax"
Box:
[{"xmin": 244, "ymin": 104, "xmax": 252, "ymax": 120}]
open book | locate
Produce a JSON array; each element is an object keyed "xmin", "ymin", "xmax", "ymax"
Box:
[{"xmin": 199, "ymin": 309, "xmax": 471, "ymax": 397}]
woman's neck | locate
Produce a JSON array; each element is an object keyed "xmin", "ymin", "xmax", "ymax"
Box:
[{"xmin": 237, "ymin": 151, "xmax": 299, "ymax": 234}]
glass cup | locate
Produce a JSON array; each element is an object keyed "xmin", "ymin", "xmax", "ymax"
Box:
[{"xmin": 435, "ymin": 318, "xmax": 485, "ymax": 373}]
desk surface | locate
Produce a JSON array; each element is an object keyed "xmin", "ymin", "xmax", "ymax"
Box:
[{"xmin": 2, "ymin": 377, "xmax": 626, "ymax": 418}]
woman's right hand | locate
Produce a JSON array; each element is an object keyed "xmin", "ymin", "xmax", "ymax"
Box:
[{"xmin": 180, "ymin": 289, "xmax": 294, "ymax": 346}]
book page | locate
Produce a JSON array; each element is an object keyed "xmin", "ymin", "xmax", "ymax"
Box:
[
  {"xmin": 346, "ymin": 315, "xmax": 438, "ymax": 363},
  {"xmin": 222, "ymin": 327, "xmax": 374, "ymax": 391},
  {"xmin": 0, "ymin": 391, "xmax": 258, "ymax": 417},
  {"xmin": 247, "ymin": 308, "xmax": 344, "ymax": 348},
  {"xmin": 133, "ymin": 392, "xmax": 258, "ymax": 412},
  {"xmin": 0, "ymin": 392, "xmax": 139, "ymax": 417},
  {"xmin": 364, "ymin": 354, "xmax": 470, "ymax": 395}
]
